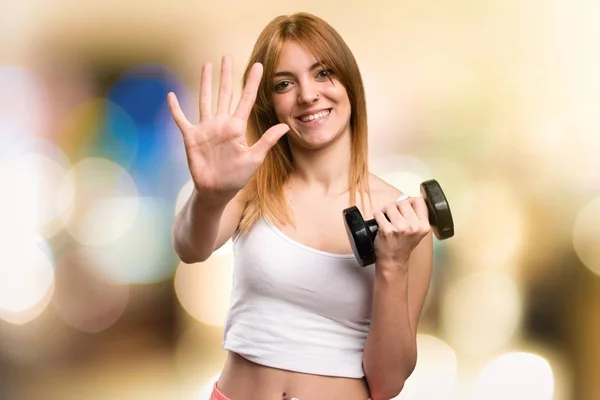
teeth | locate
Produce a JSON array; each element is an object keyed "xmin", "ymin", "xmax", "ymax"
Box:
[{"xmin": 299, "ymin": 109, "xmax": 330, "ymax": 122}]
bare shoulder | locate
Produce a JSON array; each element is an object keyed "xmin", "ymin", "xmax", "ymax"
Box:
[
  {"xmin": 369, "ymin": 173, "xmax": 404, "ymax": 203},
  {"xmin": 355, "ymin": 173, "xmax": 406, "ymax": 218}
]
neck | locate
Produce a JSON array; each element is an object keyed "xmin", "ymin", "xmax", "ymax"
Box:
[{"xmin": 287, "ymin": 132, "xmax": 352, "ymax": 196}]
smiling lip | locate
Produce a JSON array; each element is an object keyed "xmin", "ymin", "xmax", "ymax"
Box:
[
  {"xmin": 295, "ymin": 108, "xmax": 332, "ymax": 119},
  {"xmin": 295, "ymin": 108, "xmax": 332, "ymax": 127}
]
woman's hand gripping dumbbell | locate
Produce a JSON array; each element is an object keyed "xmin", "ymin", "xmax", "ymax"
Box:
[{"xmin": 343, "ymin": 179, "xmax": 454, "ymax": 267}]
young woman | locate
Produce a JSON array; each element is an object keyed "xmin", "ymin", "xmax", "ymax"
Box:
[{"xmin": 168, "ymin": 12, "xmax": 433, "ymax": 400}]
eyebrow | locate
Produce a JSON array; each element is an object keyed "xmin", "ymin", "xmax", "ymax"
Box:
[{"xmin": 273, "ymin": 61, "xmax": 325, "ymax": 78}]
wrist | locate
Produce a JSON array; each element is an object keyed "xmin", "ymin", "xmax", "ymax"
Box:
[
  {"xmin": 192, "ymin": 187, "xmax": 235, "ymax": 210},
  {"xmin": 375, "ymin": 260, "xmax": 410, "ymax": 280}
]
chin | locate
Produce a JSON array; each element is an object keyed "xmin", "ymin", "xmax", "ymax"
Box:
[{"xmin": 295, "ymin": 130, "xmax": 347, "ymax": 150}]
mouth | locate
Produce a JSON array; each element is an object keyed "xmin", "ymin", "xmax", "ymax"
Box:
[{"xmin": 295, "ymin": 108, "xmax": 332, "ymax": 126}]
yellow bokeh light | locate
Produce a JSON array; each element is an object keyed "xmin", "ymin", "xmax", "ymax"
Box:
[
  {"xmin": 442, "ymin": 271, "xmax": 522, "ymax": 355},
  {"xmin": 451, "ymin": 180, "xmax": 525, "ymax": 276},
  {"xmin": 56, "ymin": 98, "xmax": 105, "ymax": 161},
  {"xmin": 174, "ymin": 254, "xmax": 233, "ymax": 327},
  {"xmin": 573, "ymin": 195, "xmax": 600, "ymax": 276}
]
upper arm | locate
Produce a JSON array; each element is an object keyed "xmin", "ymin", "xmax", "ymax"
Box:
[{"xmin": 213, "ymin": 188, "xmax": 248, "ymax": 252}]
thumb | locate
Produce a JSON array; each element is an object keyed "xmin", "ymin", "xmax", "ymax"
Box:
[{"xmin": 249, "ymin": 123, "xmax": 289, "ymax": 163}]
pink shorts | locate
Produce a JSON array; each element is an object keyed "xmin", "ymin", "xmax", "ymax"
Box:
[
  {"xmin": 210, "ymin": 381, "xmax": 372, "ymax": 400},
  {"xmin": 210, "ymin": 382, "xmax": 229, "ymax": 400}
]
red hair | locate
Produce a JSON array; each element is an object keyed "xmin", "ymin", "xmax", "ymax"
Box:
[{"xmin": 239, "ymin": 12, "xmax": 371, "ymax": 233}]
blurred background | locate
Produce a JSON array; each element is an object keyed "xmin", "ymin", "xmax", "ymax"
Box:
[{"xmin": 1, "ymin": 0, "xmax": 599, "ymax": 399}]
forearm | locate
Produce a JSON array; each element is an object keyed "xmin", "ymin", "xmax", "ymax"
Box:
[
  {"xmin": 172, "ymin": 189, "xmax": 229, "ymax": 263},
  {"xmin": 363, "ymin": 265, "xmax": 417, "ymax": 400}
]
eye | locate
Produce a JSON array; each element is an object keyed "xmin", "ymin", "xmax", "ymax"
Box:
[
  {"xmin": 274, "ymin": 80, "xmax": 292, "ymax": 93},
  {"xmin": 316, "ymin": 69, "xmax": 334, "ymax": 80}
]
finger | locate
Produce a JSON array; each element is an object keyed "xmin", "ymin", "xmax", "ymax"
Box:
[
  {"xmin": 199, "ymin": 62, "xmax": 212, "ymax": 121},
  {"xmin": 382, "ymin": 203, "xmax": 404, "ymax": 227},
  {"xmin": 396, "ymin": 199, "xmax": 420, "ymax": 221},
  {"xmin": 373, "ymin": 210, "xmax": 394, "ymax": 232},
  {"xmin": 407, "ymin": 197, "xmax": 430, "ymax": 223},
  {"xmin": 234, "ymin": 62, "xmax": 263, "ymax": 121},
  {"xmin": 167, "ymin": 92, "xmax": 192, "ymax": 133},
  {"xmin": 216, "ymin": 54, "xmax": 234, "ymax": 115},
  {"xmin": 249, "ymin": 123, "xmax": 289, "ymax": 163}
]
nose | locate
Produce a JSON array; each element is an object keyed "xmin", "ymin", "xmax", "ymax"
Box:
[{"xmin": 297, "ymin": 81, "xmax": 320, "ymax": 104}]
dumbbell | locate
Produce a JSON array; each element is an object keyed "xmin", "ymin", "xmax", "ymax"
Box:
[{"xmin": 343, "ymin": 179, "xmax": 454, "ymax": 267}]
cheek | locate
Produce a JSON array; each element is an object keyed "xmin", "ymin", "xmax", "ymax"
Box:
[
  {"xmin": 272, "ymin": 97, "xmax": 295, "ymax": 119},
  {"xmin": 328, "ymin": 85, "xmax": 350, "ymax": 107},
  {"xmin": 335, "ymin": 94, "xmax": 351, "ymax": 116}
]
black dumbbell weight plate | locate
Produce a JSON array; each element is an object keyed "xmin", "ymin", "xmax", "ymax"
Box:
[{"xmin": 420, "ymin": 179, "xmax": 454, "ymax": 240}]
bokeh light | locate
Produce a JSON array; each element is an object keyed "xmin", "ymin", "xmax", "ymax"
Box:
[
  {"xmin": 108, "ymin": 64, "xmax": 180, "ymax": 129},
  {"xmin": 57, "ymin": 97, "xmax": 141, "ymax": 169},
  {"xmin": 174, "ymin": 255, "xmax": 234, "ymax": 327},
  {"xmin": 371, "ymin": 154, "xmax": 433, "ymax": 197},
  {"xmin": 423, "ymin": 156, "xmax": 473, "ymax": 202},
  {"xmin": 0, "ymin": 138, "xmax": 73, "ymax": 239},
  {"xmin": 573, "ymin": 195, "xmax": 600, "ymax": 276},
  {"xmin": 106, "ymin": 63, "xmax": 188, "ymax": 199},
  {"xmin": 442, "ymin": 271, "xmax": 522, "ymax": 355},
  {"xmin": 396, "ymin": 334, "xmax": 458, "ymax": 399},
  {"xmin": 57, "ymin": 157, "xmax": 139, "ymax": 247},
  {"xmin": 57, "ymin": 98, "xmax": 111, "ymax": 162},
  {"xmin": 0, "ymin": 66, "xmax": 47, "ymax": 155},
  {"xmin": 52, "ymin": 249, "xmax": 130, "ymax": 333},
  {"xmin": 92, "ymin": 100, "xmax": 140, "ymax": 169},
  {"xmin": 473, "ymin": 352, "xmax": 554, "ymax": 400},
  {"xmin": 0, "ymin": 235, "xmax": 55, "ymax": 325},
  {"xmin": 451, "ymin": 180, "xmax": 526, "ymax": 276},
  {"xmin": 83, "ymin": 197, "xmax": 177, "ymax": 284}
]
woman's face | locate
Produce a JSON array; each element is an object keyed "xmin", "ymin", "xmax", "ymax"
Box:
[{"xmin": 271, "ymin": 41, "xmax": 352, "ymax": 150}]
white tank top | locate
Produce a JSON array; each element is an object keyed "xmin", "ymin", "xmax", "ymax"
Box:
[{"xmin": 222, "ymin": 217, "xmax": 375, "ymax": 378}]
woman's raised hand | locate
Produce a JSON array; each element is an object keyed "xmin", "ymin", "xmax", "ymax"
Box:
[{"xmin": 167, "ymin": 54, "xmax": 289, "ymax": 200}]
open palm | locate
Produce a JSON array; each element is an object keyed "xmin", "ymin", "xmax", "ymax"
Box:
[{"xmin": 167, "ymin": 54, "xmax": 289, "ymax": 199}]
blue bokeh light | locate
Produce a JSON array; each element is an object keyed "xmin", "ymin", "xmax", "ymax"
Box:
[
  {"xmin": 107, "ymin": 64, "xmax": 189, "ymax": 200},
  {"xmin": 91, "ymin": 101, "xmax": 139, "ymax": 169}
]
